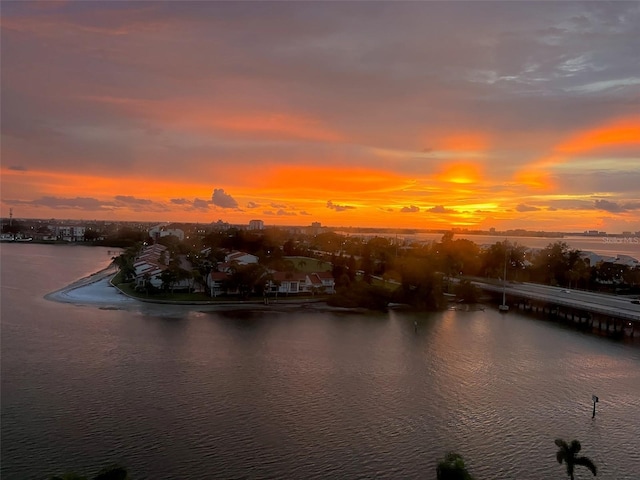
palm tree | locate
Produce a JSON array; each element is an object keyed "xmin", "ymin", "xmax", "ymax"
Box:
[
  {"xmin": 555, "ymin": 439, "xmax": 597, "ymax": 479},
  {"xmin": 436, "ymin": 452, "xmax": 474, "ymax": 480}
]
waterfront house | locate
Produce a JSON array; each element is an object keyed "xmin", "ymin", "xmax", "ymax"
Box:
[{"xmin": 267, "ymin": 271, "xmax": 336, "ymax": 295}]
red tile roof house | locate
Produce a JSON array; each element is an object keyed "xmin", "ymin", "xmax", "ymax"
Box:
[{"xmin": 312, "ymin": 271, "xmax": 336, "ymax": 294}]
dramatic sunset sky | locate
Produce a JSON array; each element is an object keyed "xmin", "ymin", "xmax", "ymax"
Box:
[{"xmin": 1, "ymin": 1, "xmax": 639, "ymax": 232}]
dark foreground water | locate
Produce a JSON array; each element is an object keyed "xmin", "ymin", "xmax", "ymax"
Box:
[{"xmin": 2, "ymin": 244, "xmax": 639, "ymax": 479}]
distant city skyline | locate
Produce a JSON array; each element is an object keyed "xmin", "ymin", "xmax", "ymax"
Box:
[
  {"xmin": 4, "ymin": 212, "xmax": 640, "ymax": 239},
  {"xmin": 1, "ymin": 1, "xmax": 639, "ymax": 233}
]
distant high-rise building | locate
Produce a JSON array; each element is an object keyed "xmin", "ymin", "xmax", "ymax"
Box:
[
  {"xmin": 308, "ymin": 222, "xmax": 323, "ymax": 235},
  {"xmin": 248, "ymin": 219, "xmax": 264, "ymax": 231}
]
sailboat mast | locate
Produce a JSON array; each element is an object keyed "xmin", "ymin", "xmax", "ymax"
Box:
[
  {"xmin": 499, "ymin": 241, "xmax": 510, "ymax": 312},
  {"xmin": 503, "ymin": 248, "xmax": 507, "ymax": 304}
]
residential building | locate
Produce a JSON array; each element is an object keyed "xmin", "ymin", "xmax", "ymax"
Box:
[
  {"xmin": 148, "ymin": 224, "xmax": 185, "ymax": 242},
  {"xmin": 248, "ymin": 219, "xmax": 264, "ymax": 231}
]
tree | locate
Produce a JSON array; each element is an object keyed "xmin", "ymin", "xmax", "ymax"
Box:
[
  {"xmin": 160, "ymin": 268, "xmax": 178, "ymax": 292},
  {"xmin": 395, "ymin": 256, "xmax": 445, "ymax": 310},
  {"xmin": 226, "ymin": 263, "xmax": 269, "ymax": 299},
  {"xmin": 481, "ymin": 241, "xmax": 509, "ymax": 279},
  {"xmin": 531, "ymin": 242, "xmax": 583, "ymax": 287},
  {"xmin": 192, "ymin": 269, "xmax": 206, "ymax": 293},
  {"xmin": 436, "ymin": 452, "xmax": 475, "ymax": 480},
  {"xmin": 555, "ymin": 438, "xmax": 597, "ymax": 480}
]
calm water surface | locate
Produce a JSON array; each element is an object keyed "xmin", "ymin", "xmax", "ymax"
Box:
[{"xmin": 2, "ymin": 244, "xmax": 639, "ymax": 479}]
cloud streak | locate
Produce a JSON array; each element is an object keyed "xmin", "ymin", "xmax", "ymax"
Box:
[{"xmin": 327, "ymin": 200, "xmax": 356, "ymax": 212}]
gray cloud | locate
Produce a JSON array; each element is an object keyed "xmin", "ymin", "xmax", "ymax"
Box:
[
  {"xmin": 5, "ymin": 195, "xmax": 171, "ymax": 213},
  {"xmin": 516, "ymin": 204, "xmax": 541, "ymax": 212},
  {"xmin": 401, "ymin": 205, "xmax": 420, "ymax": 213},
  {"xmin": 595, "ymin": 199, "xmax": 624, "ymax": 213},
  {"xmin": 114, "ymin": 195, "xmax": 169, "ymax": 212},
  {"xmin": 594, "ymin": 199, "xmax": 640, "ymax": 213},
  {"xmin": 427, "ymin": 205, "xmax": 454, "ymax": 214},
  {"xmin": 8, "ymin": 165, "xmax": 28, "ymax": 171},
  {"xmin": 193, "ymin": 198, "xmax": 211, "ymax": 210},
  {"xmin": 5, "ymin": 196, "xmax": 114, "ymax": 210},
  {"xmin": 327, "ymin": 200, "xmax": 356, "ymax": 212},
  {"xmin": 170, "ymin": 197, "xmax": 210, "ymax": 210},
  {"xmin": 277, "ymin": 209, "xmax": 296, "ymax": 216},
  {"xmin": 115, "ymin": 195, "xmax": 153, "ymax": 205},
  {"xmin": 212, "ymin": 188, "xmax": 239, "ymax": 208}
]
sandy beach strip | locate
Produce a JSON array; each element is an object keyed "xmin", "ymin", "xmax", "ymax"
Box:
[{"xmin": 45, "ymin": 267, "xmax": 139, "ymax": 307}]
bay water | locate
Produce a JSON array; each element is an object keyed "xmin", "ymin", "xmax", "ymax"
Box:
[{"xmin": 1, "ymin": 244, "xmax": 639, "ymax": 479}]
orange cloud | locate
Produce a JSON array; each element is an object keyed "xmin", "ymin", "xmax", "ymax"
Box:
[
  {"xmin": 252, "ymin": 165, "xmax": 411, "ymax": 199},
  {"xmin": 512, "ymin": 170, "xmax": 555, "ymax": 190},
  {"xmin": 515, "ymin": 116, "xmax": 639, "ymax": 192},
  {"xmin": 0, "ymin": 167, "xmax": 212, "ymax": 201},
  {"xmin": 435, "ymin": 131, "xmax": 491, "ymax": 153},
  {"xmin": 527, "ymin": 116, "xmax": 640, "ymax": 171},
  {"xmin": 555, "ymin": 117, "xmax": 640, "ymax": 154},
  {"xmin": 84, "ymin": 96, "xmax": 344, "ymax": 143}
]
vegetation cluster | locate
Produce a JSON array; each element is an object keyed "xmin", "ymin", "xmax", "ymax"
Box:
[{"xmin": 110, "ymin": 226, "xmax": 639, "ymax": 310}]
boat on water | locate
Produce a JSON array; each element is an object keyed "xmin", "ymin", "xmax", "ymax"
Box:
[{"xmin": 0, "ymin": 234, "xmax": 33, "ymax": 242}]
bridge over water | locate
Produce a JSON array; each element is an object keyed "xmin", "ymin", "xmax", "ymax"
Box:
[{"xmin": 470, "ymin": 279, "xmax": 640, "ymax": 335}]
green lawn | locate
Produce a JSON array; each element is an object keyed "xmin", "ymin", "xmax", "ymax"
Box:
[{"xmin": 284, "ymin": 256, "xmax": 333, "ymax": 273}]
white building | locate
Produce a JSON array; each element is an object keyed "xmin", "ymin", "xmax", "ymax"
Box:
[
  {"xmin": 148, "ymin": 224, "xmax": 185, "ymax": 242},
  {"xmin": 268, "ymin": 271, "xmax": 335, "ymax": 295},
  {"xmin": 225, "ymin": 251, "xmax": 259, "ymax": 265},
  {"xmin": 54, "ymin": 225, "xmax": 86, "ymax": 242}
]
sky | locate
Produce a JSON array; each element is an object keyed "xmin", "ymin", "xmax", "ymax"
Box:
[{"xmin": 1, "ymin": 1, "xmax": 639, "ymax": 233}]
